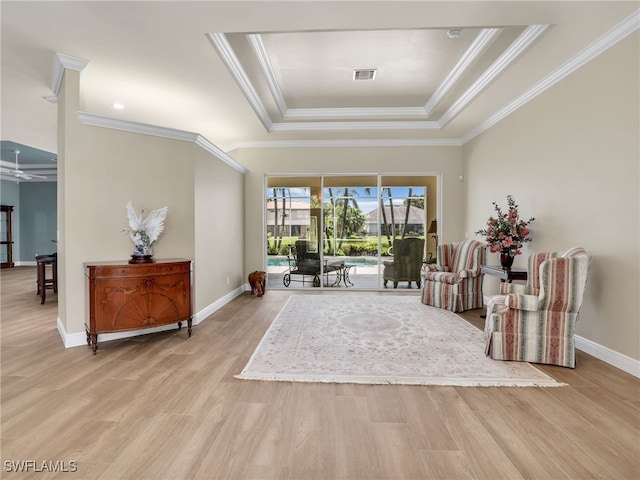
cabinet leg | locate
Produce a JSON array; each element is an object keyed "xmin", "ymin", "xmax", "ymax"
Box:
[
  {"xmin": 90, "ymin": 334, "xmax": 98, "ymax": 355},
  {"xmin": 188, "ymin": 319, "xmax": 192, "ymax": 337},
  {"xmin": 178, "ymin": 321, "xmax": 182, "ymax": 331}
]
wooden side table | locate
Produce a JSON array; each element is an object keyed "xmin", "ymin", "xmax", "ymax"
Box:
[{"xmin": 481, "ymin": 265, "xmax": 527, "ymax": 283}]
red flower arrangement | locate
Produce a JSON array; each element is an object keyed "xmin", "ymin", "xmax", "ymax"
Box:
[{"xmin": 475, "ymin": 195, "xmax": 535, "ymax": 256}]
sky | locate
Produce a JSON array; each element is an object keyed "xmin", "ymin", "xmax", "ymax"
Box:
[{"xmin": 270, "ymin": 186, "xmax": 426, "ymax": 214}]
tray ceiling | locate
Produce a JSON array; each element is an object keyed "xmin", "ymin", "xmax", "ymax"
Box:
[{"xmin": 1, "ymin": 1, "xmax": 637, "ymax": 181}]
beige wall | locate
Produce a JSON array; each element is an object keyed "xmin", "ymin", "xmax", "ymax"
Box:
[
  {"xmin": 194, "ymin": 148, "xmax": 245, "ymax": 312},
  {"xmin": 236, "ymin": 146, "xmax": 463, "ymax": 272},
  {"xmin": 463, "ymin": 32, "xmax": 639, "ymax": 360},
  {"xmin": 58, "ymin": 69, "xmax": 231, "ymax": 336}
]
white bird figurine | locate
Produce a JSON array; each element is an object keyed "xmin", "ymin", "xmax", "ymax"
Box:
[{"xmin": 125, "ymin": 201, "xmax": 168, "ymax": 255}]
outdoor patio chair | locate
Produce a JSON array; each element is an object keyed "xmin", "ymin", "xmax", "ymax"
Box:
[
  {"xmin": 283, "ymin": 239, "xmax": 322, "ymax": 287},
  {"xmin": 383, "ymin": 237, "xmax": 425, "ymax": 288}
]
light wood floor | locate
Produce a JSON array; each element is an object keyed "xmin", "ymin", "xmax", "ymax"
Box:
[{"xmin": 1, "ymin": 266, "xmax": 639, "ymax": 480}]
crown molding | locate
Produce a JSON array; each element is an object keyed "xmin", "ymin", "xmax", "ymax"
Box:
[
  {"xmin": 78, "ymin": 112, "xmax": 197, "ymax": 141},
  {"xmin": 0, "ymin": 160, "xmax": 17, "ymax": 169},
  {"xmin": 439, "ymin": 24, "xmax": 549, "ymax": 127},
  {"xmin": 207, "ymin": 25, "xmax": 548, "ymax": 132},
  {"xmin": 76, "ymin": 112, "xmax": 247, "ymax": 174},
  {"xmin": 212, "ymin": 25, "xmax": 550, "ymax": 129},
  {"xmin": 0, "ymin": 161, "xmax": 56, "ymax": 172},
  {"xmin": 195, "ymin": 135, "xmax": 248, "ymax": 174},
  {"xmin": 424, "ymin": 28, "xmax": 501, "ymax": 116},
  {"xmin": 246, "ymin": 29, "xmax": 503, "ymax": 123},
  {"xmin": 223, "ymin": 138, "xmax": 461, "ymax": 152},
  {"xmin": 206, "ymin": 33, "xmax": 273, "ymax": 131},
  {"xmin": 211, "ymin": 24, "xmax": 549, "ymax": 130},
  {"xmin": 0, "ymin": 175, "xmax": 56, "ymax": 184},
  {"xmin": 270, "ymin": 120, "xmax": 440, "ymax": 132},
  {"xmin": 248, "ymin": 34, "xmax": 288, "ymax": 116},
  {"xmin": 461, "ymin": 9, "xmax": 640, "ymax": 144},
  {"xmin": 248, "ymin": 32, "xmax": 431, "ymax": 122},
  {"xmin": 50, "ymin": 52, "xmax": 90, "ymax": 95},
  {"xmin": 283, "ymin": 106, "xmax": 428, "ymax": 119}
]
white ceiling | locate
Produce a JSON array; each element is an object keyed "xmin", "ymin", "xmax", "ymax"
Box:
[{"xmin": 1, "ymin": 1, "xmax": 638, "ymax": 181}]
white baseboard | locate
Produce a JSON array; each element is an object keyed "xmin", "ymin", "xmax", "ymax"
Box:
[
  {"xmin": 57, "ymin": 317, "xmax": 183, "ymax": 348},
  {"xmin": 57, "ymin": 285, "xmax": 246, "ymax": 349},
  {"xmin": 57, "ymin": 317, "xmax": 86, "ymax": 348},
  {"xmin": 575, "ymin": 335, "xmax": 640, "ymax": 378},
  {"xmin": 192, "ymin": 285, "xmax": 245, "ymax": 325}
]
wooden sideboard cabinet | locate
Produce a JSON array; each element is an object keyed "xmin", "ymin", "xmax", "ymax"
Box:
[{"xmin": 85, "ymin": 259, "xmax": 192, "ymax": 354}]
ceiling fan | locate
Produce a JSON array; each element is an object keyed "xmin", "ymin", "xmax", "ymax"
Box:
[{"xmin": 8, "ymin": 150, "xmax": 47, "ymax": 180}]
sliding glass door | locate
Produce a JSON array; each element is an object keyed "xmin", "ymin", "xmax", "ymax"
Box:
[
  {"xmin": 266, "ymin": 174, "xmax": 436, "ymax": 290},
  {"xmin": 322, "ymin": 176, "xmax": 379, "ymax": 288}
]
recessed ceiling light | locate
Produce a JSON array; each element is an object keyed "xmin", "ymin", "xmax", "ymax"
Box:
[
  {"xmin": 112, "ymin": 102, "xmax": 125, "ymax": 110},
  {"xmin": 447, "ymin": 29, "xmax": 461, "ymax": 39},
  {"xmin": 353, "ymin": 69, "xmax": 377, "ymax": 81}
]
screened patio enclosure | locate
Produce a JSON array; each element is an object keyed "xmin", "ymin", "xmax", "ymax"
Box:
[{"xmin": 265, "ymin": 174, "xmax": 438, "ymax": 290}]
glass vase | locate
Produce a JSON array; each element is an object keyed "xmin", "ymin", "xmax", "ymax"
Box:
[{"xmin": 500, "ymin": 251, "xmax": 514, "ymax": 269}]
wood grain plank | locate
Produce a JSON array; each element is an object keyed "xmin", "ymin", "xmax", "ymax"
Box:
[
  {"xmin": 1, "ymin": 267, "xmax": 638, "ymax": 480},
  {"xmin": 287, "ymin": 383, "xmax": 338, "ymax": 479},
  {"xmin": 420, "ymin": 450, "xmax": 476, "ymax": 480},
  {"xmin": 426, "ymin": 387, "xmax": 525, "ymax": 479}
]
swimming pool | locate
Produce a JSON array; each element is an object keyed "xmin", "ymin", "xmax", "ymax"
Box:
[{"xmin": 267, "ymin": 256, "xmax": 380, "ymax": 267}]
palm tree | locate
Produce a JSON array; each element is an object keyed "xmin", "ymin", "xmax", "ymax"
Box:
[
  {"xmin": 384, "ymin": 188, "xmax": 397, "ymax": 243},
  {"xmin": 380, "ymin": 193, "xmax": 390, "ymax": 246},
  {"xmin": 271, "ymin": 188, "xmax": 279, "ymax": 249},
  {"xmin": 401, "ymin": 187, "xmax": 413, "ymax": 238},
  {"xmin": 324, "ymin": 187, "xmax": 336, "ymax": 252},
  {"xmin": 337, "ymin": 187, "xmax": 370, "ymax": 249},
  {"xmin": 270, "ymin": 188, "xmax": 289, "ymax": 251},
  {"xmin": 280, "ymin": 188, "xmax": 290, "ymax": 245}
]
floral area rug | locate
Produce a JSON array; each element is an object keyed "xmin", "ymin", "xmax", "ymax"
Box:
[{"xmin": 236, "ymin": 295, "xmax": 565, "ymax": 387}]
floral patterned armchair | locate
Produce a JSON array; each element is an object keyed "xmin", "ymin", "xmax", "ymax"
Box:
[
  {"xmin": 484, "ymin": 247, "xmax": 592, "ymax": 368},
  {"xmin": 421, "ymin": 240, "xmax": 486, "ymax": 312}
]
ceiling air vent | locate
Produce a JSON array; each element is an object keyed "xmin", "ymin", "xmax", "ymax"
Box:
[{"xmin": 353, "ymin": 69, "xmax": 377, "ymax": 81}]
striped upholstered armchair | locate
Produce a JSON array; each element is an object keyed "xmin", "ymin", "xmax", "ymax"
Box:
[
  {"xmin": 421, "ymin": 240, "xmax": 486, "ymax": 312},
  {"xmin": 484, "ymin": 247, "xmax": 592, "ymax": 368}
]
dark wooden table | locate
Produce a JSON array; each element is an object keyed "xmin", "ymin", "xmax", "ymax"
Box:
[{"xmin": 481, "ymin": 265, "xmax": 528, "ymax": 283}]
